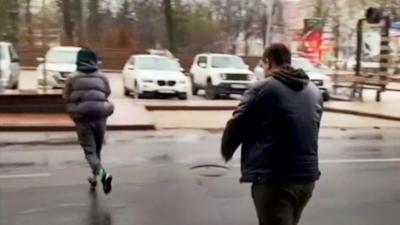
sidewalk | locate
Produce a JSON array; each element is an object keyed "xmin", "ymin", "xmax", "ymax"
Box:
[
  {"xmin": 1, "ymin": 91, "xmax": 400, "ymax": 131},
  {"xmin": 142, "ymin": 89, "xmax": 400, "ymax": 121},
  {"xmin": 0, "ymin": 99, "xmax": 155, "ymax": 131}
]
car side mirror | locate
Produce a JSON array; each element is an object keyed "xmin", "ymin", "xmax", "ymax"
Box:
[
  {"xmin": 11, "ymin": 58, "xmax": 20, "ymax": 63},
  {"xmin": 199, "ymin": 63, "xmax": 207, "ymax": 68},
  {"xmin": 127, "ymin": 65, "xmax": 135, "ymax": 70},
  {"xmin": 180, "ymin": 67, "xmax": 184, "ymax": 72},
  {"xmin": 36, "ymin": 57, "xmax": 45, "ymax": 63}
]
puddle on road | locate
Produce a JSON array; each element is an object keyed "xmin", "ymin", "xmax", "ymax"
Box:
[
  {"xmin": 148, "ymin": 154, "xmax": 172, "ymax": 162},
  {"xmin": 348, "ymin": 134, "xmax": 383, "ymax": 140}
]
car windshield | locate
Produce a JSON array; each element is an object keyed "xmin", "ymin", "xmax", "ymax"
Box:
[
  {"xmin": 136, "ymin": 57, "xmax": 180, "ymax": 71},
  {"xmin": 292, "ymin": 59, "xmax": 318, "ymax": 72},
  {"xmin": 46, "ymin": 50, "xmax": 78, "ymax": 64},
  {"xmin": 211, "ymin": 56, "xmax": 247, "ymax": 69}
]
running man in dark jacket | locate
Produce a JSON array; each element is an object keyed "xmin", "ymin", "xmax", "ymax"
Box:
[
  {"xmin": 63, "ymin": 48, "xmax": 114, "ymax": 194},
  {"xmin": 221, "ymin": 43, "xmax": 323, "ymax": 225}
]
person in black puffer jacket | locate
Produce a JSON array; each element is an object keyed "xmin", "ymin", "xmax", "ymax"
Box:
[
  {"xmin": 221, "ymin": 43, "xmax": 323, "ymax": 225},
  {"xmin": 63, "ymin": 48, "xmax": 114, "ymax": 194}
]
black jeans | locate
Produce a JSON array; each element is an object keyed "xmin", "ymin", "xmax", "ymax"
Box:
[
  {"xmin": 251, "ymin": 182, "xmax": 315, "ymax": 225},
  {"xmin": 75, "ymin": 119, "xmax": 106, "ymax": 175}
]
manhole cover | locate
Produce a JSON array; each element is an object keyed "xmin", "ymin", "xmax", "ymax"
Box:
[{"xmin": 190, "ymin": 164, "xmax": 230, "ymax": 177}]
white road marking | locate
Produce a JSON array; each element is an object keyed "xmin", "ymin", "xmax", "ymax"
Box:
[
  {"xmin": 320, "ymin": 158, "xmax": 400, "ymax": 164},
  {"xmin": 230, "ymin": 158, "xmax": 400, "ymax": 167},
  {"xmin": 0, "ymin": 173, "xmax": 51, "ymax": 179}
]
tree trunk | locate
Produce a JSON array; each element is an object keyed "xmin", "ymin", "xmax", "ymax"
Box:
[
  {"xmin": 163, "ymin": 0, "xmax": 176, "ymax": 53},
  {"xmin": 75, "ymin": 0, "xmax": 84, "ymax": 45},
  {"xmin": 88, "ymin": 0, "xmax": 100, "ymax": 44},
  {"xmin": 61, "ymin": 0, "xmax": 74, "ymax": 45},
  {"xmin": 332, "ymin": 0, "xmax": 340, "ymax": 69},
  {"xmin": 25, "ymin": 0, "xmax": 33, "ymax": 45}
]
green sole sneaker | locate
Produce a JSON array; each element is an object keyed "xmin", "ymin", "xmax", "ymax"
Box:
[{"xmin": 102, "ymin": 174, "xmax": 113, "ymax": 194}]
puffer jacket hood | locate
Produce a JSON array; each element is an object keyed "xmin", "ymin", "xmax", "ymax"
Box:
[
  {"xmin": 272, "ymin": 64, "xmax": 310, "ymax": 91},
  {"xmin": 76, "ymin": 49, "xmax": 99, "ymax": 73}
]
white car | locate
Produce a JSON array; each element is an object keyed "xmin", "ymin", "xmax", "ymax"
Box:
[
  {"xmin": 0, "ymin": 42, "xmax": 20, "ymax": 89},
  {"xmin": 37, "ymin": 46, "xmax": 81, "ymax": 89},
  {"xmin": 122, "ymin": 55, "xmax": 189, "ymax": 100},
  {"xmin": 253, "ymin": 57, "xmax": 333, "ymax": 101},
  {"xmin": 190, "ymin": 54, "xmax": 256, "ymax": 99}
]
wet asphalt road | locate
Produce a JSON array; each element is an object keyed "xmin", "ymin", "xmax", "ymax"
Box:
[{"xmin": 1, "ymin": 128, "xmax": 400, "ymax": 225}]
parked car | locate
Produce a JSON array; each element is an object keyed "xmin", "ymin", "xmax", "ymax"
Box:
[
  {"xmin": 0, "ymin": 42, "xmax": 20, "ymax": 89},
  {"xmin": 37, "ymin": 46, "xmax": 81, "ymax": 89},
  {"xmin": 122, "ymin": 55, "xmax": 189, "ymax": 100},
  {"xmin": 253, "ymin": 57, "xmax": 333, "ymax": 101},
  {"xmin": 190, "ymin": 53, "xmax": 256, "ymax": 99}
]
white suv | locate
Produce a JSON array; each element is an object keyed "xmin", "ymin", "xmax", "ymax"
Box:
[
  {"xmin": 190, "ymin": 54, "xmax": 255, "ymax": 99},
  {"xmin": 37, "ymin": 46, "xmax": 81, "ymax": 89},
  {"xmin": 0, "ymin": 42, "xmax": 20, "ymax": 89}
]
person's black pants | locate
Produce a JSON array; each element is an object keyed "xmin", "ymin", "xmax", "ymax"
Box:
[
  {"xmin": 75, "ymin": 119, "xmax": 106, "ymax": 175},
  {"xmin": 251, "ymin": 182, "xmax": 315, "ymax": 225}
]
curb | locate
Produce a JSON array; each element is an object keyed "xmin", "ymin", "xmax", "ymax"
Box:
[
  {"xmin": 145, "ymin": 104, "xmax": 400, "ymax": 122},
  {"xmin": 146, "ymin": 105, "xmax": 237, "ymax": 111},
  {"xmin": 324, "ymin": 107, "xmax": 400, "ymax": 121},
  {"xmin": 0, "ymin": 124, "xmax": 156, "ymax": 132},
  {"xmin": 21, "ymin": 66, "xmax": 121, "ymax": 74}
]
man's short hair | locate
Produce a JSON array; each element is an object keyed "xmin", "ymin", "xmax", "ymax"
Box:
[{"xmin": 262, "ymin": 43, "xmax": 292, "ymax": 66}]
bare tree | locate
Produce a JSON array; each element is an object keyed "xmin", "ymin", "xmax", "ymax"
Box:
[
  {"xmin": 58, "ymin": 0, "xmax": 74, "ymax": 45},
  {"xmin": 24, "ymin": 0, "xmax": 33, "ymax": 45},
  {"xmin": 87, "ymin": 0, "xmax": 101, "ymax": 44},
  {"xmin": 163, "ymin": 0, "xmax": 176, "ymax": 53}
]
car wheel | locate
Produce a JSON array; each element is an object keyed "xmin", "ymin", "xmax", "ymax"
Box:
[
  {"xmin": 124, "ymin": 87, "xmax": 131, "ymax": 97},
  {"xmin": 11, "ymin": 81, "xmax": 18, "ymax": 90},
  {"xmin": 191, "ymin": 76, "xmax": 198, "ymax": 95},
  {"xmin": 322, "ymin": 92, "xmax": 330, "ymax": 101},
  {"xmin": 133, "ymin": 81, "xmax": 143, "ymax": 99},
  {"xmin": 205, "ymin": 80, "xmax": 217, "ymax": 100},
  {"xmin": 178, "ymin": 93, "xmax": 188, "ymax": 100}
]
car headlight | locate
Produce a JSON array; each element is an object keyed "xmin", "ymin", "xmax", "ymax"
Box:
[
  {"xmin": 247, "ymin": 74, "xmax": 254, "ymax": 81},
  {"xmin": 141, "ymin": 79, "xmax": 153, "ymax": 83},
  {"xmin": 220, "ymin": 73, "xmax": 227, "ymax": 80},
  {"xmin": 178, "ymin": 79, "xmax": 187, "ymax": 84}
]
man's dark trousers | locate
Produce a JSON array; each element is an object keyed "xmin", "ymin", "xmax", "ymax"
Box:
[
  {"xmin": 252, "ymin": 182, "xmax": 315, "ymax": 225},
  {"xmin": 75, "ymin": 119, "xmax": 106, "ymax": 175}
]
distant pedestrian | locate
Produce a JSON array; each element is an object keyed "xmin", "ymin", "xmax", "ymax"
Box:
[
  {"xmin": 221, "ymin": 43, "xmax": 323, "ymax": 225},
  {"xmin": 63, "ymin": 48, "xmax": 114, "ymax": 194}
]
